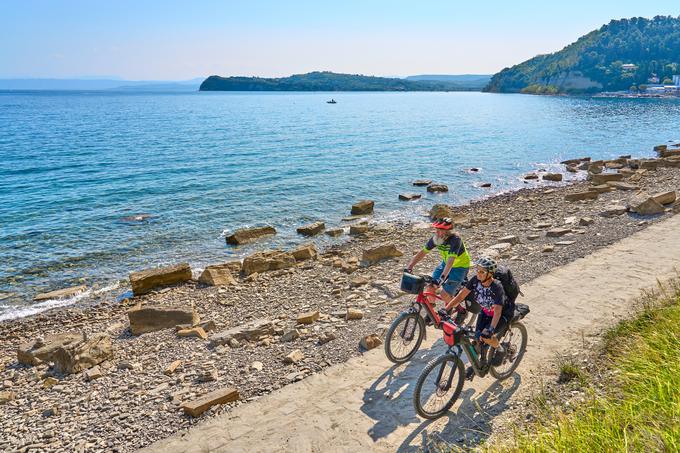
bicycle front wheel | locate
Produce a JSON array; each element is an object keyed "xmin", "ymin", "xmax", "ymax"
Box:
[
  {"xmin": 384, "ymin": 311, "xmax": 425, "ymax": 364},
  {"xmin": 413, "ymin": 353, "xmax": 465, "ymax": 419}
]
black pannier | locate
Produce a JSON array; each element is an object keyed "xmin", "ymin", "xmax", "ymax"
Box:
[{"xmin": 400, "ymin": 272, "xmax": 425, "ymax": 294}]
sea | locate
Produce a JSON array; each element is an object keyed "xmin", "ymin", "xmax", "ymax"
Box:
[{"xmin": 2, "ymin": 90, "xmax": 679, "ymax": 320}]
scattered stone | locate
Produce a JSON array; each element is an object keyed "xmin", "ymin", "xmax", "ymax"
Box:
[
  {"xmin": 210, "ymin": 319, "xmax": 275, "ymax": 346},
  {"xmin": 325, "ymin": 228, "xmax": 344, "ymax": 237},
  {"xmin": 351, "ymin": 200, "xmax": 375, "ymax": 215},
  {"xmin": 346, "ymin": 308, "xmax": 364, "ymax": 320},
  {"xmin": 360, "ymin": 334, "xmax": 383, "ymax": 350},
  {"xmin": 198, "ymin": 266, "xmax": 236, "ymax": 287},
  {"xmin": 297, "ymin": 311, "xmax": 320, "ymax": 325},
  {"xmin": 546, "ymin": 228, "xmax": 571, "ymax": 237},
  {"xmin": 349, "ymin": 276, "xmax": 370, "ymax": 287},
  {"xmin": 280, "ymin": 329, "xmax": 300, "ymax": 342},
  {"xmin": 164, "ymin": 360, "xmax": 182, "ymax": 376},
  {"xmin": 542, "ymin": 173, "xmax": 563, "ymax": 182},
  {"xmin": 361, "ymin": 244, "xmax": 403, "ymax": 266},
  {"xmin": 182, "ymin": 388, "xmax": 240, "ymax": 417},
  {"xmin": 587, "ymin": 163, "xmax": 603, "ymax": 174},
  {"xmin": 427, "ymin": 184, "xmax": 449, "ymax": 193},
  {"xmin": 283, "ymin": 350, "xmax": 304, "ymax": 364},
  {"xmin": 601, "ymin": 205, "xmax": 628, "ymax": 217},
  {"xmin": 198, "ymin": 320, "xmax": 217, "ymax": 333},
  {"xmin": 318, "ymin": 331, "xmax": 337, "ymax": 345},
  {"xmin": 488, "ymin": 243, "xmax": 513, "ymax": 252},
  {"xmin": 527, "ymin": 234, "xmax": 540, "ymax": 240},
  {"xmin": 607, "ymin": 181, "xmax": 639, "ymax": 191},
  {"xmin": 291, "ymin": 244, "xmax": 318, "ymax": 261},
  {"xmin": 564, "ymin": 191, "xmax": 598, "ymax": 202},
  {"xmin": 590, "ymin": 184, "xmax": 615, "ymax": 194},
  {"xmin": 296, "ymin": 221, "xmax": 325, "ymax": 236},
  {"xmin": 129, "ymin": 263, "xmax": 192, "ymax": 296},
  {"xmin": 250, "ymin": 361, "xmax": 264, "ymax": 371},
  {"xmin": 198, "ymin": 369, "xmax": 218, "ymax": 383},
  {"xmin": 42, "ymin": 377, "xmax": 58, "ymax": 389},
  {"xmin": 412, "ymin": 179, "xmax": 432, "ymax": 186},
  {"xmin": 225, "ymin": 226, "xmax": 276, "ymax": 245},
  {"xmin": 84, "ymin": 365, "xmax": 103, "ymax": 381},
  {"xmin": 524, "ymin": 174, "xmax": 539, "ymax": 180},
  {"xmin": 242, "ymin": 250, "xmax": 296, "ymax": 276},
  {"xmin": 17, "ymin": 332, "xmax": 83, "ymax": 366},
  {"xmin": 52, "ymin": 334, "xmax": 113, "ymax": 374},
  {"xmin": 0, "ymin": 391, "xmax": 16, "ymax": 404},
  {"xmin": 542, "ymin": 245, "xmax": 555, "ymax": 253},
  {"xmin": 565, "ymin": 165, "xmax": 578, "ymax": 173},
  {"xmin": 33, "ymin": 285, "xmax": 86, "ymax": 302},
  {"xmin": 579, "ymin": 217, "xmax": 595, "ymax": 226},
  {"xmin": 399, "ymin": 193, "xmax": 421, "ymax": 201},
  {"xmin": 128, "ymin": 306, "xmax": 199, "ymax": 335},
  {"xmin": 479, "ymin": 182, "xmax": 492, "ymax": 188},
  {"xmin": 498, "ymin": 235, "xmax": 520, "ymax": 245},
  {"xmin": 590, "ymin": 173, "xmax": 624, "ymax": 185},
  {"xmin": 349, "ymin": 224, "xmax": 369, "ymax": 235},
  {"xmin": 555, "ymin": 241, "xmax": 576, "ymax": 246},
  {"xmin": 177, "ymin": 327, "xmax": 208, "ymax": 340}
]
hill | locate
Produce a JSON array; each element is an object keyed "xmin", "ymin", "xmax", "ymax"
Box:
[
  {"xmin": 405, "ymin": 74, "xmax": 491, "ymax": 90},
  {"xmin": 484, "ymin": 16, "xmax": 680, "ymax": 94},
  {"xmin": 199, "ymin": 71, "xmax": 474, "ymax": 91},
  {"xmin": 0, "ymin": 78, "xmax": 202, "ymax": 91}
]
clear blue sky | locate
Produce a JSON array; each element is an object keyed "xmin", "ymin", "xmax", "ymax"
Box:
[{"xmin": 1, "ymin": 0, "xmax": 678, "ymax": 80}]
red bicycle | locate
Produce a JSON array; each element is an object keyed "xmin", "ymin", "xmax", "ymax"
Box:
[{"xmin": 384, "ymin": 272, "xmax": 474, "ymax": 364}]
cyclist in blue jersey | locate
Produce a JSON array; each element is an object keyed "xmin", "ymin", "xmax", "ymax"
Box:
[{"xmin": 405, "ymin": 218, "xmax": 471, "ymax": 310}]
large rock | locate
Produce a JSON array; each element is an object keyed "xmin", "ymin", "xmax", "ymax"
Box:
[
  {"xmin": 225, "ymin": 226, "xmax": 276, "ymax": 245},
  {"xmin": 129, "ymin": 263, "xmax": 192, "ymax": 296},
  {"xmin": 564, "ymin": 191, "xmax": 598, "ymax": 202},
  {"xmin": 361, "ymin": 244, "xmax": 404, "ymax": 266},
  {"xmin": 542, "ymin": 173, "xmax": 563, "ymax": 182},
  {"xmin": 128, "ymin": 306, "xmax": 199, "ymax": 335},
  {"xmin": 546, "ymin": 228, "xmax": 571, "ymax": 237},
  {"xmin": 430, "ymin": 204, "xmax": 454, "ymax": 219},
  {"xmin": 18, "ymin": 332, "xmax": 84, "ymax": 366},
  {"xmin": 198, "ymin": 266, "xmax": 236, "ymax": 286},
  {"xmin": 182, "ymin": 388, "xmax": 240, "ymax": 417},
  {"xmin": 412, "ymin": 179, "xmax": 432, "ymax": 186},
  {"xmin": 590, "ymin": 173, "xmax": 624, "ymax": 185},
  {"xmin": 349, "ymin": 223, "xmax": 369, "ymax": 235},
  {"xmin": 399, "ymin": 193, "xmax": 421, "ymax": 201},
  {"xmin": 291, "ymin": 244, "xmax": 318, "ymax": 261},
  {"xmin": 297, "ymin": 311, "xmax": 320, "ymax": 324},
  {"xmin": 351, "ymin": 200, "xmax": 375, "ymax": 215},
  {"xmin": 653, "ymin": 191, "xmax": 677, "ymax": 205},
  {"xmin": 659, "ymin": 148, "xmax": 680, "ymax": 158},
  {"xmin": 601, "ymin": 205, "xmax": 628, "ymax": 217},
  {"xmin": 33, "ymin": 285, "xmax": 86, "ymax": 302},
  {"xmin": 296, "ymin": 221, "xmax": 325, "ymax": 236},
  {"xmin": 52, "ymin": 333, "xmax": 113, "ymax": 374},
  {"xmin": 590, "ymin": 184, "xmax": 615, "ymax": 194},
  {"xmin": 210, "ymin": 319, "xmax": 275, "ymax": 346},
  {"xmin": 360, "ymin": 334, "xmax": 383, "ymax": 350},
  {"xmin": 427, "ymin": 184, "xmax": 449, "ymax": 193},
  {"xmin": 654, "ymin": 144, "xmax": 668, "ymax": 152},
  {"xmin": 628, "ymin": 193, "xmax": 665, "ymax": 216},
  {"xmin": 242, "ymin": 250, "xmax": 296, "ymax": 276}
]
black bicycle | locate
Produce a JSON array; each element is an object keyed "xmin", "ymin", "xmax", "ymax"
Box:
[{"xmin": 413, "ymin": 304, "xmax": 529, "ymax": 419}]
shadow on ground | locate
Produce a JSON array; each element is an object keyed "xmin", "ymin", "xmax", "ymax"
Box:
[{"xmin": 360, "ymin": 337, "xmax": 521, "ymax": 452}]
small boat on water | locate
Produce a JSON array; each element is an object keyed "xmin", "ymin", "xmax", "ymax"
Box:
[{"xmin": 327, "ymin": 99, "xmax": 337, "ymax": 104}]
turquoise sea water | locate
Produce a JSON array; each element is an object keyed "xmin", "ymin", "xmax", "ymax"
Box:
[{"xmin": 1, "ymin": 91, "xmax": 678, "ymax": 320}]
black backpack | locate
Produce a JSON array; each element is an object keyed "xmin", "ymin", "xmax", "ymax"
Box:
[{"xmin": 494, "ymin": 265, "xmax": 521, "ymax": 307}]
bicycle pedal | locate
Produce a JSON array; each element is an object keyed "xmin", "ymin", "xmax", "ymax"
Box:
[{"xmin": 465, "ymin": 366, "xmax": 475, "ymax": 381}]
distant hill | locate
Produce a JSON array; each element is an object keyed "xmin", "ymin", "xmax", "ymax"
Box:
[
  {"xmin": 484, "ymin": 16, "xmax": 680, "ymax": 94},
  {"xmin": 199, "ymin": 71, "xmax": 479, "ymax": 92},
  {"xmin": 0, "ymin": 78, "xmax": 202, "ymax": 91},
  {"xmin": 406, "ymin": 74, "xmax": 491, "ymax": 90}
]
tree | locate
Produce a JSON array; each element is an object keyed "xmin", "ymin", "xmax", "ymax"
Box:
[
  {"xmin": 630, "ymin": 85, "xmax": 638, "ymax": 91},
  {"xmin": 663, "ymin": 77, "xmax": 673, "ymax": 84}
]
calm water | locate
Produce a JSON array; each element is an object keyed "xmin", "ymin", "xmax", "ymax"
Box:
[{"xmin": 1, "ymin": 91, "xmax": 677, "ymax": 320}]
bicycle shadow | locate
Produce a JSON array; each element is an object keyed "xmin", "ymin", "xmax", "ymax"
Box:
[{"xmin": 360, "ymin": 336, "xmax": 521, "ymax": 451}]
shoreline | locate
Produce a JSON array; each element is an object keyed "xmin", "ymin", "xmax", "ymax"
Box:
[{"xmin": 1, "ymin": 154, "xmax": 679, "ymax": 451}]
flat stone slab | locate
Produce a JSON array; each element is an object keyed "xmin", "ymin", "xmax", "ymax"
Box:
[
  {"xmin": 225, "ymin": 226, "xmax": 276, "ymax": 245},
  {"xmin": 398, "ymin": 193, "xmax": 421, "ymax": 201},
  {"xmin": 546, "ymin": 228, "xmax": 571, "ymax": 237},
  {"xmin": 210, "ymin": 319, "xmax": 275, "ymax": 346},
  {"xmin": 351, "ymin": 200, "xmax": 374, "ymax": 215},
  {"xmin": 128, "ymin": 306, "xmax": 199, "ymax": 335},
  {"xmin": 182, "ymin": 388, "xmax": 240, "ymax": 417},
  {"xmin": 129, "ymin": 263, "xmax": 192, "ymax": 296},
  {"xmin": 564, "ymin": 191, "xmax": 598, "ymax": 202},
  {"xmin": 33, "ymin": 285, "xmax": 86, "ymax": 302},
  {"xmin": 412, "ymin": 179, "xmax": 432, "ymax": 186},
  {"xmin": 296, "ymin": 222, "xmax": 325, "ymax": 236}
]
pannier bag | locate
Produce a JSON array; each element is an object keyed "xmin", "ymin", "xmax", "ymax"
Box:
[
  {"xmin": 401, "ymin": 272, "xmax": 425, "ymax": 294},
  {"xmin": 442, "ymin": 321, "xmax": 463, "ymax": 346}
]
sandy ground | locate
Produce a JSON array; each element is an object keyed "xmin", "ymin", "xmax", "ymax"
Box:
[{"xmin": 142, "ymin": 209, "xmax": 680, "ymax": 453}]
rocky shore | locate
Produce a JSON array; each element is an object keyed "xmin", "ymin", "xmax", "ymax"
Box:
[{"xmin": 1, "ymin": 149, "xmax": 679, "ymax": 452}]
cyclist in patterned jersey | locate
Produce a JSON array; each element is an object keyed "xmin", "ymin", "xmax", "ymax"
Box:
[{"xmin": 405, "ymin": 218, "xmax": 471, "ymax": 311}]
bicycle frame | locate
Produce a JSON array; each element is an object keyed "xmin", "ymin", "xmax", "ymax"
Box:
[
  {"xmin": 446, "ymin": 328, "xmax": 490, "ymax": 379},
  {"xmin": 408, "ymin": 286, "xmax": 445, "ymax": 327}
]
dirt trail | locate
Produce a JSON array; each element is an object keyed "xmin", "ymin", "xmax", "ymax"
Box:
[{"xmin": 143, "ymin": 213, "xmax": 680, "ymax": 453}]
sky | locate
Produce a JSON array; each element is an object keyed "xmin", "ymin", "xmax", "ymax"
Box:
[{"xmin": 1, "ymin": 0, "xmax": 679, "ymax": 80}]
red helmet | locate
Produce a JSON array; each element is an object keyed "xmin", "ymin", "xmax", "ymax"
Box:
[{"xmin": 431, "ymin": 218, "xmax": 453, "ymax": 230}]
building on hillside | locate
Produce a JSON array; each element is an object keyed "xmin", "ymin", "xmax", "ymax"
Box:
[
  {"xmin": 622, "ymin": 63, "xmax": 637, "ymax": 71},
  {"xmin": 648, "ymin": 75, "xmax": 660, "ymax": 84},
  {"xmin": 674, "ymin": 75, "xmax": 680, "ymax": 86}
]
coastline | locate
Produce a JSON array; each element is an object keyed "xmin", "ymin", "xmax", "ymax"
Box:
[{"xmin": 1, "ymin": 156, "xmax": 680, "ymax": 451}]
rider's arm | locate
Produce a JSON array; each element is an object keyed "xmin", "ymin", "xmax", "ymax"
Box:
[
  {"xmin": 440, "ymin": 256, "xmax": 455, "ymax": 281},
  {"xmin": 406, "ymin": 249, "xmax": 428, "ymax": 271},
  {"xmin": 490, "ymin": 304, "xmax": 503, "ymax": 330},
  {"xmin": 445, "ymin": 286, "xmax": 470, "ymax": 310}
]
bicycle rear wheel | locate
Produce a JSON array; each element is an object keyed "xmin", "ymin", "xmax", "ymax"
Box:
[
  {"xmin": 413, "ymin": 353, "xmax": 465, "ymax": 419},
  {"xmin": 384, "ymin": 312, "xmax": 425, "ymax": 364},
  {"xmin": 490, "ymin": 321, "xmax": 528, "ymax": 381}
]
